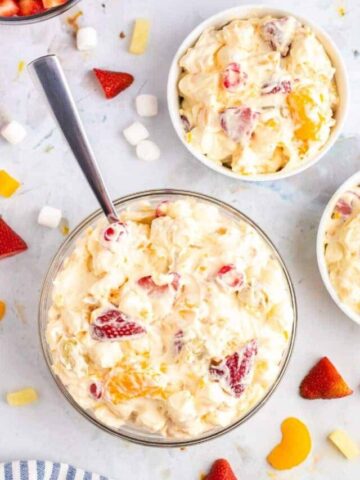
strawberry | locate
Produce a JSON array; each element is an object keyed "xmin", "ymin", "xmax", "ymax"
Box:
[
  {"xmin": 300, "ymin": 357, "xmax": 353, "ymax": 400},
  {"xmin": 222, "ymin": 63, "xmax": 247, "ymax": 92},
  {"xmin": 89, "ymin": 381, "xmax": 102, "ymax": 400},
  {"xmin": 261, "ymin": 80, "xmax": 292, "ymax": 95},
  {"xmin": 206, "ymin": 459, "xmax": 237, "ymax": 480},
  {"xmin": 155, "ymin": 200, "xmax": 169, "ymax": 218},
  {"xmin": 335, "ymin": 198, "xmax": 352, "ymax": 217},
  {"xmin": 261, "ymin": 17, "xmax": 298, "ymax": 57},
  {"xmin": 0, "ymin": 217, "xmax": 28, "ymax": 260},
  {"xmin": 18, "ymin": 0, "xmax": 44, "ymax": 16},
  {"xmin": 180, "ymin": 115, "xmax": 191, "ymax": 133},
  {"xmin": 0, "ymin": 0, "xmax": 19, "ymax": 16},
  {"xmin": 137, "ymin": 273, "xmax": 180, "ymax": 295},
  {"xmin": 93, "ymin": 68, "xmax": 134, "ymax": 99},
  {"xmin": 91, "ymin": 309, "xmax": 146, "ymax": 342},
  {"xmin": 216, "ymin": 264, "xmax": 244, "ymax": 290},
  {"xmin": 210, "ymin": 340, "xmax": 258, "ymax": 397},
  {"xmin": 220, "ymin": 106, "xmax": 259, "ymax": 144},
  {"xmin": 101, "ymin": 221, "xmax": 127, "ymax": 245}
]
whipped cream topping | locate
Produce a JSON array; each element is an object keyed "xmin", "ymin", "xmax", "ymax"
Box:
[
  {"xmin": 47, "ymin": 198, "xmax": 294, "ymax": 439},
  {"xmin": 324, "ymin": 185, "xmax": 360, "ymax": 315},
  {"xmin": 178, "ymin": 15, "xmax": 338, "ymax": 176}
]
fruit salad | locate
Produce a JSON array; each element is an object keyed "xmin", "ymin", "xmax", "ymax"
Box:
[
  {"xmin": 324, "ymin": 184, "xmax": 360, "ymax": 315},
  {"xmin": 0, "ymin": 0, "xmax": 68, "ymax": 17},
  {"xmin": 46, "ymin": 198, "xmax": 294, "ymax": 438},
  {"xmin": 178, "ymin": 16, "xmax": 338, "ymax": 176}
]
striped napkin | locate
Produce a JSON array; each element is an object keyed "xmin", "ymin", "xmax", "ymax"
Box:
[{"xmin": 0, "ymin": 461, "xmax": 109, "ymax": 480}]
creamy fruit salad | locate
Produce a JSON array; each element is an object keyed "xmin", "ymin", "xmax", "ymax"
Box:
[
  {"xmin": 178, "ymin": 16, "xmax": 338, "ymax": 176},
  {"xmin": 0, "ymin": 0, "xmax": 67, "ymax": 17},
  {"xmin": 324, "ymin": 185, "xmax": 360, "ymax": 315},
  {"xmin": 46, "ymin": 198, "xmax": 294, "ymax": 438}
]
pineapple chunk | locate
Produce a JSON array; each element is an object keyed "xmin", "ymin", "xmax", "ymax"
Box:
[
  {"xmin": 0, "ymin": 170, "xmax": 20, "ymax": 198},
  {"xmin": 328, "ymin": 429, "xmax": 360, "ymax": 459},
  {"xmin": 7, "ymin": 387, "xmax": 38, "ymax": 407},
  {"xmin": 129, "ymin": 18, "xmax": 150, "ymax": 55}
]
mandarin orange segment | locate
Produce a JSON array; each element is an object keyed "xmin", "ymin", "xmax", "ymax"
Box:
[
  {"xmin": 287, "ymin": 89, "xmax": 323, "ymax": 143},
  {"xmin": 107, "ymin": 370, "xmax": 165, "ymax": 403}
]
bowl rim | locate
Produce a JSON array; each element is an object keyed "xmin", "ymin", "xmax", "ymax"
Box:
[
  {"xmin": 0, "ymin": 0, "xmax": 81, "ymax": 25},
  {"xmin": 167, "ymin": 4, "xmax": 349, "ymax": 182},
  {"xmin": 39, "ymin": 189, "xmax": 297, "ymax": 447},
  {"xmin": 316, "ymin": 171, "xmax": 360, "ymax": 325}
]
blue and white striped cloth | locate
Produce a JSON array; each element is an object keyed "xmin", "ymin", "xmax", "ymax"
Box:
[{"xmin": 0, "ymin": 461, "xmax": 109, "ymax": 480}]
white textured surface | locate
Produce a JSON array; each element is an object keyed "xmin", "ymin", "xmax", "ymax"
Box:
[{"xmin": 0, "ymin": 0, "xmax": 360, "ymax": 479}]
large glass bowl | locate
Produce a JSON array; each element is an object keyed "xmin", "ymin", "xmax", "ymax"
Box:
[
  {"xmin": 39, "ymin": 189, "xmax": 297, "ymax": 447},
  {"xmin": 0, "ymin": 0, "xmax": 81, "ymax": 25}
]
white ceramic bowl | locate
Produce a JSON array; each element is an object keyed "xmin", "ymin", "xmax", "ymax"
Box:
[
  {"xmin": 167, "ymin": 5, "xmax": 349, "ymax": 182},
  {"xmin": 317, "ymin": 171, "xmax": 360, "ymax": 324}
]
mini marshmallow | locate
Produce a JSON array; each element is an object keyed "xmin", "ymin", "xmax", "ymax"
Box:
[
  {"xmin": 123, "ymin": 122, "xmax": 149, "ymax": 146},
  {"xmin": 38, "ymin": 206, "xmax": 62, "ymax": 229},
  {"xmin": 76, "ymin": 27, "xmax": 98, "ymax": 51},
  {"xmin": 135, "ymin": 94, "xmax": 158, "ymax": 117},
  {"xmin": 1, "ymin": 121, "xmax": 27, "ymax": 145},
  {"xmin": 136, "ymin": 139, "xmax": 160, "ymax": 161}
]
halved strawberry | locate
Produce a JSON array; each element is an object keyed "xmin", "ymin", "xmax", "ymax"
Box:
[
  {"xmin": 0, "ymin": 0, "xmax": 19, "ymax": 17},
  {"xmin": 0, "ymin": 217, "xmax": 28, "ymax": 260},
  {"xmin": 91, "ymin": 309, "xmax": 146, "ymax": 342},
  {"xmin": 18, "ymin": 0, "xmax": 44, "ymax": 16},
  {"xmin": 206, "ymin": 459, "xmax": 237, "ymax": 480},
  {"xmin": 93, "ymin": 68, "xmax": 134, "ymax": 99},
  {"xmin": 300, "ymin": 357, "xmax": 353, "ymax": 400}
]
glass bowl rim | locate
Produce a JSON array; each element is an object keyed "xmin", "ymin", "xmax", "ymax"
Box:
[
  {"xmin": 39, "ymin": 188, "xmax": 298, "ymax": 448},
  {"xmin": 0, "ymin": 0, "xmax": 81, "ymax": 25}
]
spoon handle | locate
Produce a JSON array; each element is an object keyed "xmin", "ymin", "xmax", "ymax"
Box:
[{"xmin": 28, "ymin": 54, "xmax": 118, "ymax": 223}]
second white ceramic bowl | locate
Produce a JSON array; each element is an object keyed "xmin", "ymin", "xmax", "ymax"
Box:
[
  {"xmin": 317, "ymin": 171, "xmax": 360, "ymax": 325},
  {"xmin": 167, "ymin": 5, "xmax": 349, "ymax": 182}
]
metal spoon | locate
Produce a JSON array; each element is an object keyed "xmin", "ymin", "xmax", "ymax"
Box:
[{"xmin": 28, "ymin": 54, "xmax": 118, "ymax": 224}]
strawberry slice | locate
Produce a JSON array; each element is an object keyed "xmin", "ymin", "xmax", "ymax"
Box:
[
  {"xmin": 137, "ymin": 273, "xmax": 180, "ymax": 295},
  {"xmin": 261, "ymin": 17, "xmax": 298, "ymax": 57},
  {"xmin": 335, "ymin": 198, "xmax": 352, "ymax": 217},
  {"xmin": 209, "ymin": 340, "xmax": 258, "ymax": 397},
  {"xmin": 300, "ymin": 357, "xmax": 353, "ymax": 400},
  {"xmin": 18, "ymin": 0, "xmax": 44, "ymax": 16},
  {"xmin": 220, "ymin": 106, "xmax": 259, "ymax": 144},
  {"xmin": 93, "ymin": 68, "xmax": 134, "ymax": 99},
  {"xmin": 261, "ymin": 80, "xmax": 292, "ymax": 95},
  {"xmin": 91, "ymin": 309, "xmax": 146, "ymax": 342},
  {"xmin": 206, "ymin": 459, "xmax": 237, "ymax": 480},
  {"xmin": 222, "ymin": 63, "xmax": 247, "ymax": 92},
  {"xmin": 101, "ymin": 221, "xmax": 127, "ymax": 246},
  {"xmin": 0, "ymin": 0, "xmax": 19, "ymax": 16},
  {"xmin": 89, "ymin": 381, "xmax": 103, "ymax": 400},
  {"xmin": 216, "ymin": 264, "xmax": 244, "ymax": 290},
  {"xmin": 0, "ymin": 217, "xmax": 28, "ymax": 260},
  {"xmin": 155, "ymin": 200, "xmax": 169, "ymax": 218}
]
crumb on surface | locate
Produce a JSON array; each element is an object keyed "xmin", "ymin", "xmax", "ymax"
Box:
[
  {"xmin": 66, "ymin": 10, "xmax": 83, "ymax": 32},
  {"xmin": 119, "ymin": 31, "xmax": 126, "ymax": 39}
]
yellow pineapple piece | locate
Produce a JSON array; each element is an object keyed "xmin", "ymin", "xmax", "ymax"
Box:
[
  {"xmin": 0, "ymin": 170, "xmax": 21, "ymax": 198},
  {"xmin": 287, "ymin": 88, "xmax": 324, "ymax": 143},
  {"xmin": 329, "ymin": 429, "xmax": 360, "ymax": 459},
  {"xmin": 129, "ymin": 18, "xmax": 151, "ymax": 55},
  {"xmin": 7, "ymin": 387, "xmax": 38, "ymax": 406}
]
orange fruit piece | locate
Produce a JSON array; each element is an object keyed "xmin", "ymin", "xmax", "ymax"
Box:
[
  {"xmin": 287, "ymin": 88, "xmax": 323, "ymax": 143},
  {"xmin": 0, "ymin": 301, "xmax": 6, "ymax": 321},
  {"xmin": 107, "ymin": 369, "xmax": 165, "ymax": 403}
]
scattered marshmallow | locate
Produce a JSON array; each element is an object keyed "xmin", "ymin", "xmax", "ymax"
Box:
[
  {"xmin": 136, "ymin": 139, "xmax": 160, "ymax": 161},
  {"xmin": 123, "ymin": 122, "xmax": 149, "ymax": 146},
  {"xmin": 38, "ymin": 206, "xmax": 62, "ymax": 229},
  {"xmin": 77, "ymin": 27, "xmax": 98, "ymax": 51},
  {"xmin": 1, "ymin": 121, "xmax": 27, "ymax": 145},
  {"xmin": 135, "ymin": 94, "xmax": 158, "ymax": 117}
]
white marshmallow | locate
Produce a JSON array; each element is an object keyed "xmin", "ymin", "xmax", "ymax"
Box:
[
  {"xmin": 135, "ymin": 94, "xmax": 158, "ymax": 117},
  {"xmin": 1, "ymin": 121, "xmax": 27, "ymax": 145},
  {"xmin": 76, "ymin": 27, "xmax": 98, "ymax": 51},
  {"xmin": 38, "ymin": 206, "xmax": 62, "ymax": 229},
  {"xmin": 123, "ymin": 122, "xmax": 149, "ymax": 146},
  {"xmin": 136, "ymin": 139, "xmax": 160, "ymax": 161}
]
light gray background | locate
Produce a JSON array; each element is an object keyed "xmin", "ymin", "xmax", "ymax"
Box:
[{"xmin": 1, "ymin": 0, "xmax": 360, "ymax": 478}]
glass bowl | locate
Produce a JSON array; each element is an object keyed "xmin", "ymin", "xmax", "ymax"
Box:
[
  {"xmin": 39, "ymin": 189, "xmax": 297, "ymax": 447},
  {"xmin": 0, "ymin": 0, "xmax": 81, "ymax": 25}
]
